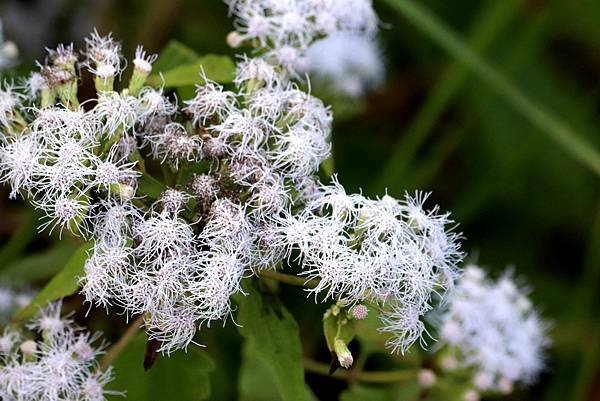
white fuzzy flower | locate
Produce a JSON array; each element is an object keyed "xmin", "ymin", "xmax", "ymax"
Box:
[
  {"xmin": 137, "ymin": 87, "xmax": 177, "ymax": 124},
  {"xmin": 234, "ymin": 55, "xmax": 283, "ymax": 89},
  {"xmin": 81, "ymin": 241, "xmax": 133, "ymax": 309},
  {"xmin": 0, "ymin": 19, "xmax": 18, "ymax": 70},
  {"xmin": 134, "ymin": 210, "xmax": 196, "ymax": 266},
  {"xmin": 282, "ymin": 182, "xmax": 462, "ymax": 352},
  {"xmin": 94, "ymin": 91, "xmax": 140, "ymax": 137},
  {"xmin": 0, "ymin": 82, "xmax": 23, "ymax": 129},
  {"xmin": 27, "ymin": 302, "xmax": 72, "ymax": 338},
  {"xmin": 0, "ymin": 135, "xmax": 40, "ymax": 198},
  {"xmin": 224, "ymin": 0, "xmax": 379, "ymax": 75},
  {"xmin": 0, "ymin": 329, "xmax": 20, "ymax": 356},
  {"xmin": 189, "ymin": 174, "xmax": 219, "ymax": 203},
  {"xmin": 1, "ymin": 301, "xmax": 116, "ymax": 401},
  {"xmin": 436, "ymin": 265, "xmax": 549, "ymax": 392},
  {"xmin": 132, "ymin": 45, "xmax": 157, "ymax": 74},
  {"xmin": 269, "ymin": 119, "xmax": 330, "ymax": 179},
  {"xmin": 158, "ymin": 188, "xmax": 191, "ymax": 214},
  {"xmin": 36, "ymin": 194, "xmax": 92, "ymax": 238},
  {"xmin": 84, "ymin": 30, "xmax": 122, "ymax": 78},
  {"xmin": 301, "ymin": 32, "xmax": 383, "ymax": 97},
  {"xmin": 184, "ymin": 75, "xmax": 236, "ymax": 125},
  {"xmin": 147, "ymin": 122, "xmax": 202, "ymax": 167}
]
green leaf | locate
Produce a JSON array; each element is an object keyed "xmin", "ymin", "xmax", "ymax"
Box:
[
  {"xmin": 138, "ymin": 173, "xmax": 168, "ymax": 200},
  {"xmin": 235, "ymin": 281, "xmax": 309, "ymax": 401},
  {"xmin": 340, "ymin": 383, "xmax": 421, "ymax": 401},
  {"xmin": 152, "ymin": 40, "xmax": 200, "ymax": 74},
  {"xmin": 383, "ymin": 0, "xmax": 600, "ymax": 176},
  {"xmin": 239, "ymin": 344, "xmax": 283, "ymax": 401},
  {"xmin": 14, "ymin": 242, "xmax": 92, "ymax": 321},
  {"xmin": 0, "ymin": 210, "xmax": 39, "ymax": 272},
  {"xmin": 0, "ymin": 242, "xmax": 80, "ymax": 283},
  {"xmin": 320, "ymin": 156, "xmax": 335, "ymax": 179},
  {"xmin": 107, "ymin": 333, "xmax": 214, "ymax": 401},
  {"xmin": 340, "ymin": 385, "xmax": 398, "ymax": 401},
  {"xmin": 148, "ymin": 54, "xmax": 236, "ymax": 88}
]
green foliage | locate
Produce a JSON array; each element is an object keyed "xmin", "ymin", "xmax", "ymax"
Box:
[
  {"xmin": 323, "ymin": 305, "xmax": 356, "ymax": 365},
  {"xmin": 138, "ymin": 173, "xmax": 168, "ymax": 200},
  {"xmin": 152, "ymin": 40, "xmax": 201, "ymax": 73},
  {"xmin": 235, "ymin": 281, "xmax": 309, "ymax": 401},
  {"xmin": 382, "ymin": 0, "xmax": 600, "ymax": 176},
  {"xmin": 147, "ymin": 40, "xmax": 235, "ymax": 88},
  {"xmin": 14, "ymin": 242, "xmax": 92, "ymax": 320},
  {"xmin": 0, "ymin": 242, "xmax": 80, "ymax": 283},
  {"xmin": 108, "ymin": 333, "xmax": 215, "ymax": 401},
  {"xmin": 340, "ymin": 383, "xmax": 421, "ymax": 401},
  {"xmin": 153, "ymin": 55, "xmax": 236, "ymax": 87}
]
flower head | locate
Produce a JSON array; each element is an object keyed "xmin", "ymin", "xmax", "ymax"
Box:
[{"xmin": 436, "ymin": 265, "xmax": 550, "ymax": 392}]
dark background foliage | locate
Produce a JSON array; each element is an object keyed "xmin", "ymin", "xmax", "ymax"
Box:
[{"xmin": 0, "ymin": 0, "xmax": 598, "ymax": 400}]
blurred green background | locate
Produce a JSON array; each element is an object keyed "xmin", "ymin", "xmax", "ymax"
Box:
[{"xmin": 0, "ymin": 0, "xmax": 598, "ymax": 400}]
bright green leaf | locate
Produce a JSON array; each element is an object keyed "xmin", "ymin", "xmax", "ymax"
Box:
[
  {"xmin": 14, "ymin": 241, "xmax": 92, "ymax": 321},
  {"xmin": 107, "ymin": 333, "xmax": 214, "ymax": 401},
  {"xmin": 148, "ymin": 54, "xmax": 235, "ymax": 88},
  {"xmin": 235, "ymin": 281, "xmax": 309, "ymax": 401},
  {"xmin": 152, "ymin": 40, "xmax": 200, "ymax": 74}
]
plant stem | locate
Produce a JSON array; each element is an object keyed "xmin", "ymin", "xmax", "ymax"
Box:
[
  {"xmin": 99, "ymin": 315, "xmax": 145, "ymax": 371},
  {"xmin": 383, "ymin": 0, "xmax": 600, "ymax": 176},
  {"xmin": 258, "ymin": 269, "xmax": 319, "ymax": 289},
  {"xmin": 303, "ymin": 358, "xmax": 416, "ymax": 383}
]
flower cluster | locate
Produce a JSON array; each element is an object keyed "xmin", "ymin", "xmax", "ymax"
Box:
[
  {"xmin": 0, "ymin": 284, "xmax": 34, "ymax": 325},
  {"xmin": 436, "ymin": 265, "xmax": 549, "ymax": 395},
  {"xmin": 0, "ymin": 19, "xmax": 18, "ymax": 70},
  {"xmin": 300, "ymin": 32, "xmax": 384, "ymax": 97},
  {"xmin": 0, "ymin": 28, "xmax": 462, "ymax": 356},
  {"xmin": 80, "ymin": 49, "xmax": 335, "ymax": 353},
  {"xmin": 280, "ymin": 185, "xmax": 462, "ymax": 352},
  {"xmin": 224, "ymin": 0, "xmax": 379, "ymax": 77},
  {"xmin": 0, "ymin": 302, "xmax": 117, "ymax": 401}
]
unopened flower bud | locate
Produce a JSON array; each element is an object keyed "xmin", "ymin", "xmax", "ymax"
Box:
[
  {"xmin": 463, "ymin": 389, "xmax": 480, "ymax": 401},
  {"xmin": 74, "ymin": 340, "xmax": 95, "ymax": 361},
  {"xmin": 226, "ymin": 31, "xmax": 243, "ymax": 48},
  {"xmin": 19, "ymin": 340, "xmax": 37, "ymax": 356},
  {"xmin": 498, "ymin": 378, "xmax": 513, "ymax": 394},
  {"xmin": 334, "ymin": 339, "xmax": 353, "ymax": 369},
  {"xmin": 129, "ymin": 46, "xmax": 156, "ymax": 96},
  {"xmin": 440, "ymin": 355, "xmax": 457, "ymax": 370},
  {"xmin": 474, "ymin": 372, "xmax": 493, "ymax": 390},
  {"xmin": 349, "ymin": 304, "xmax": 368, "ymax": 320},
  {"xmin": 1, "ymin": 41, "xmax": 18, "ymax": 60},
  {"xmin": 418, "ymin": 369, "xmax": 436, "ymax": 388}
]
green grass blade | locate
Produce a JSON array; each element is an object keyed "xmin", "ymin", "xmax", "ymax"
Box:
[
  {"xmin": 570, "ymin": 205, "xmax": 600, "ymax": 401},
  {"xmin": 381, "ymin": 0, "xmax": 600, "ymax": 177},
  {"xmin": 375, "ymin": 0, "xmax": 520, "ymax": 191}
]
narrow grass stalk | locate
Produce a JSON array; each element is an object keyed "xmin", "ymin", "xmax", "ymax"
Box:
[
  {"xmin": 375, "ymin": 0, "xmax": 519, "ymax": 191},
  {"xmin": 382, "ymin": 0, "xmax": 600, "ymax": 177},
  {"xmin": 303, "ymin": 358, "xmax": 416, "ymax": 383}
]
